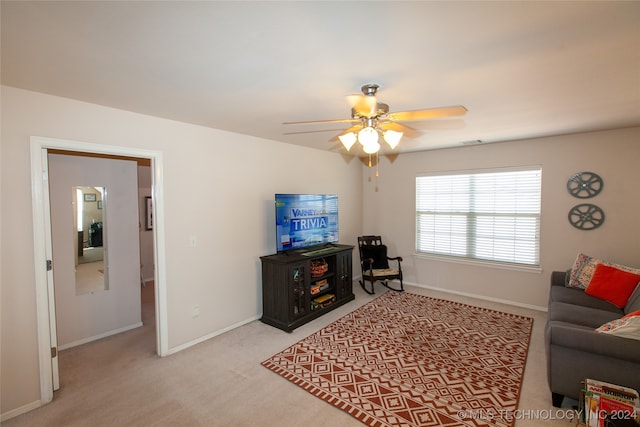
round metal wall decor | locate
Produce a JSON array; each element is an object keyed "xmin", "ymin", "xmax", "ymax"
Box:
[
  {"xmin": 568, "ymin": 203, "xmax": 605, "ymax": 230},
  {"xmin": 567, "ymin": 171, "xmax": 603, "ymax": 198}
]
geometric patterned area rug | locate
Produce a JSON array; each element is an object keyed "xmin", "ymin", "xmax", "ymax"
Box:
[{"xmin": 262, "ymin": 292, "xmax": 533, "ymax": 427}]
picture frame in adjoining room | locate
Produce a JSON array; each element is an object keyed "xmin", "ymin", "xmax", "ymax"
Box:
[
  {"xmin": 84, "ymin": 193, "xmax": 97, "ymax": 202},
  {"xmin": 145, "ymin": 196, "xmax": 153, "ymax": 230}
]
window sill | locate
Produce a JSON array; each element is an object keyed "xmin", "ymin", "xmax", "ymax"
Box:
[{"xmin": 413, "ymin": 253, "xmax": 543, "ymax": 274}]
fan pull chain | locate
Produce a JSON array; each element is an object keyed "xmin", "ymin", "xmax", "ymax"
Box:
[
  {"xmin": 376, "ymin": 152, "xmax": 379, "ymax": 177},
  {"xmin": 368, "ymin": 153, "xmax": 372, "ymax": 168}
]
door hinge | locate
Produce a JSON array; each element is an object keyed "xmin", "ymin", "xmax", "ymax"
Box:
[
  {"xmin": 51, "ymin": 347, "xmax": 57, "ymax": 358},
  {"xmin": 46, "ymin": 260, "xmax": 52, "ymax": 271}
]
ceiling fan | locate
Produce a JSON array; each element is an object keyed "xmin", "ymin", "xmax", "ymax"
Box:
[{"xmin": 283, "ymin": 83, "xmax": 467, "ymax": 156}]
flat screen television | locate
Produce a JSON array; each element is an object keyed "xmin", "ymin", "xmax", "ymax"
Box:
[{"xmin": 275, "ymin": 193, "xmax": 339, "ymax": 253}]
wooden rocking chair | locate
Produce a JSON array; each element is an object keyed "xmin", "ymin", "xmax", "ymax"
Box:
[{"xmin": 358, "ymin": 235, "xmax": 404, "ymax": 295}]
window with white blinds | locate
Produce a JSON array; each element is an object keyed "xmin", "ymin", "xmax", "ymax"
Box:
[{"xmin": 416, "ymin": 167, "xmax": 541, "ymax": 266}]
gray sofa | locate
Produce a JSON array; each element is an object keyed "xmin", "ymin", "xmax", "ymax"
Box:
[{"xmin": 545, "ymin": 270, "xmax": 640, "ymax": 407}]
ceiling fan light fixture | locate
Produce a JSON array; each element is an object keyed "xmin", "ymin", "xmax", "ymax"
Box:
[
  {"xmin": 338, "ymin": 132, "xmax": 357, "ymax": 151},
  {"xmin": 358, "ymin": 126, "xmax": 379, "ymax": 146},
  {"xmin": 283, "ymin": 84, "xmax": 467, "ymax": 159},
  {"xmin": 383, "ymin": 130, "xmax": 403, "ymax": 149}
]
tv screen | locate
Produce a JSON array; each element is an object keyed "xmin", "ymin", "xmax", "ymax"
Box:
[{"xmin": 275, "ymin": 194, "xmax": 339, "ymax": 252}]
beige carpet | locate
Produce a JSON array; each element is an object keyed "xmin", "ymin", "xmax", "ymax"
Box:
[
  {"xmin": 3, "ymin": 282, "xmax": 578, "ymax": 426},
  {"xmin": 78, "ymin": 246, "xmax": 104, "ymax": 264}
]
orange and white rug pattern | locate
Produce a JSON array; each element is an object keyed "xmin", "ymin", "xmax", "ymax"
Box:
[{"xmin": 262, "ymin": 292, "xmax": 533, "ymax": 427}]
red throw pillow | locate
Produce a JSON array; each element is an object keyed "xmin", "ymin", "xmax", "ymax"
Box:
[{"xmin": 585, "ymin": 263, "xmax": 640, "ymax": 308}]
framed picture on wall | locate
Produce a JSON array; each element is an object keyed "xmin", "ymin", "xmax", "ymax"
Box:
[
  {"xmin": 145, "ymin": 196, "xmax": 153, "ymax": 230},
  {"xmin": 84, "ymin": 193, "xmax": 96, "ymax": 202}
]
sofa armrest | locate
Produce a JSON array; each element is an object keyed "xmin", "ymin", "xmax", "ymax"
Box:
[
  {"xmin": 547, "ymin": 321, "xmax": 640, "ymax": 364},
  {"xmin": 551, "ymin": 270, "xmax": 567, "ymax": 287}
]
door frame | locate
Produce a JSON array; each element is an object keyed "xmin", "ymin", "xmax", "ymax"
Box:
[{"xmin": 30, "ymin": 136, "xmax": 169, "ymax": 404}]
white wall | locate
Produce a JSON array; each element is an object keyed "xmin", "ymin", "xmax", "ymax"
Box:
[
  {"xmin": 362, "ymin": 127, "xmax": 640, "ymax": 309},
  {"xmin": 0, "ymin": 86, "xmax": 362, "ymax": 417},
  {"xmin": 48, "ymin": 154, "xmax": 142, "ymax": 347}
]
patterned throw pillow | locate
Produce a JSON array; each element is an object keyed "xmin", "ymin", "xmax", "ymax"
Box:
[
  {"xmin": 568, "ymin": 253, "xmax": 600, "ymax": 289},
  {"xmin": 567, "ymin": 253, "xmax": 640, "ymax": 290},
  {"xmin": 596, "ymin": 309, "xmax": 640, "ymax": 340}
]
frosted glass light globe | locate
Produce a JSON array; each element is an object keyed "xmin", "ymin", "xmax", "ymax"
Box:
[
  {"xmin": 358, "ymin": 126, "xmax": 379, "ymax": 146},
  {"xmin": 362, "ymin": 140, "xmax": 381, "ymax": 154}
]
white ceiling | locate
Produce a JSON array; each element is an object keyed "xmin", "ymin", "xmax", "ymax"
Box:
[{"xmin": 2, "ymin": 1, "xmax": 639, "ymax": 155}]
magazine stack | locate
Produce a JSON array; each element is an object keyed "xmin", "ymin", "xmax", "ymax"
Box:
[{"xmin": 581, "ymin": 379, "xmax": 639, "ymax": 427}]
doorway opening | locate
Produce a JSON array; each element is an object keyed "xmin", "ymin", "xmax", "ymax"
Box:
[{"xmin": 30, "ymin": 136, "xmax": 168, "ymax": 405}]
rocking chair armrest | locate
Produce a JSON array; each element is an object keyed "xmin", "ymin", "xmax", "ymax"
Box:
[
  {"xmin": 361, "ymin": 258, "xmax": 375, "ymax": 273},
  {"xmin": 387, "ymin": 256, "xmax": 403, "ymax": 272}
]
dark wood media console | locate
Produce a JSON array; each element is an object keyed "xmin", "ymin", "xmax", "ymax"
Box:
[{"xmin": 260, "ymin": 244, "xmax": 354, "ymax": 332}]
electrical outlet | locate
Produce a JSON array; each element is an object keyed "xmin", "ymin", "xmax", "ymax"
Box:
[{"xmin": 192, "ymin": 305, "xmax": 200, "ymax": 318}]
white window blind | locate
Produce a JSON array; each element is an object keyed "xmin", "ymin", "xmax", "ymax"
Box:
[{"xmin": 416, "ymin": 167, "xmax": 541, "ymax": 266}]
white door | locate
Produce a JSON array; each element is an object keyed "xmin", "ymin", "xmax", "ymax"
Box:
[
  {"xmin": 47, "ymin": 154, "xmax": 142, "ymax": 349},
  {"xmin": 40, "ymin": 148, "xmax": 60, "ymax": 390}
]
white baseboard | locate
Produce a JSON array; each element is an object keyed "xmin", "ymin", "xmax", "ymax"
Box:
[
  {"xmin": 167, "ymin": 315, "xmax": 261, "ymax": 355},
  {"xmin": 1, "ymin": 399, "xmax": 42, "ymax": 422},
  {"xmin": 58, "ymin": 322, "xmax": 144, "ymax": 351},
  {"xmin": 405, "ymin": 280, "xmax": 547, "ymax": 312},
  {"xmin": 354, "ymin": 273, "xmax": 547, "ymax": 312}
]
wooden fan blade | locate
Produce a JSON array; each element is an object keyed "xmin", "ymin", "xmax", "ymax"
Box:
[
  {"xmin": 283, "ymin": 118, "xmax": 360, "ymax": 125},
  {"xmin": 283, "ymin": 128, "xmax": 348, "ymax": 136},
  {"xmin": 347, "ymin": 94, "xmax": 377, "ymax": 117},
  {"xmin": 328, "ymin": 142, "xmax": 345, "ymax": 152},
  {"xmin": 328, "ymin": 124, "xmax": 363, "ymax": 142},
  {"xmin": 378, "ymin": 122, "xmax": 421, "ymax": 139},
  {"xmin": 412, "ymin": 119, "xmax": 466, "ymax": 130},
  {"xmin": 342, "ymin": 124, "xmax": 364, "ymax": 135},
  {"xmin": 387, "ymin": 105, "xmax": 467, "ymax": 122}
]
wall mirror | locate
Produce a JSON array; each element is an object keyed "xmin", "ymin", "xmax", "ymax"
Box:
[{"xmin": 73, "ymin": 186, "xmax": 108, "ymax": 295}]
